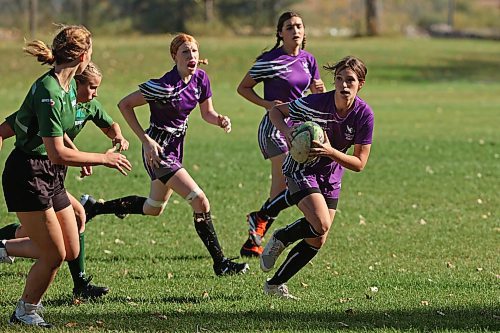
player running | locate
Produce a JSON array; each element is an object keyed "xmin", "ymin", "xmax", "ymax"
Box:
[
  {"xmin": 80, "ymin": 33, "xmax": 249, "ymax": 276},
  {"xmin": 262, "ymin": 56, "xmax": 374, "ymax": 299},
  {"xmin": 0, "ymin": 62, "xmax": 128, "ymax": 300},
  {"xmin": 237, "ymin": 11, "xmax": 325, "ymax": 257}
]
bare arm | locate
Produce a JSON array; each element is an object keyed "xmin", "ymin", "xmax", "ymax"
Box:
[
  {"xmin": 117, "ymin": 90, "xmax": 164, "ymax": 167},
  {"xmin": 310, "ymin": 135, "xmax": 372, "ymax": 172},
  {"xmin": 237, "ymin": 73, "xmax": 283, "ymax": 110},
  {"xmin": 310, "ymin": 78, "xmax": 326, "ymax": 94},
  {"xmin": 269, "ymin": 103, "xmax": 294, "ymax": 146},
  {"xmin": 117, "ymin": 90, "xmax": 149, "ymax": 144},
  {"xmin": 100, "ymin": 122, "xmax": 130, "ymax": 151},
  {"xmin": 0, "ymin": 121, "xmax": 15, "ymax": 151},
  {"xmin": 199, "ymin": 97, "xmax": 231, "ymax": 133},
  {"xmin": 43, "ymin": 136, "xmax": 131, "ymax": 175}
]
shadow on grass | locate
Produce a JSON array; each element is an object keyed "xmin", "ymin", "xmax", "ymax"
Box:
[{"xmin": 7, "ymin": 306, "xmax": 495, "ymax": 331}]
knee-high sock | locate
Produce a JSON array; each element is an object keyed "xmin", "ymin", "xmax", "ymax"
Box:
[
  {"xmin": 0, "ymin": 222, "xmax": 20, "ymax": 239},
  {"xmin": 268, "ymin": 240, "xmax": 319, "ymax": 285},
  {"xmin": 274, "ymin": 217, "xmax": 322, "ymax": 246},
  {"xmin": 94, "ymin": 195, "xmax": 146, "ymax": 216},
  {"xmin": 260, "ymin": 189, "xmax": 294, "ymax": 220},
  {"xmin": 194, "ymin": 212, "xmax": 225, "ymax": 264},
  {"xmin": 67, "ymin": 232, "xmax": 86, "ymax": 288}
]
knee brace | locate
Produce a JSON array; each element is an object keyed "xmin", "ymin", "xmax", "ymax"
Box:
[
  {"xmin": 185, "ymin": 187, "xmax": 203, "ymax": 203},
  {"xmin": 145, "ymin": 197, "xmax": 168, "ymax": 209}
]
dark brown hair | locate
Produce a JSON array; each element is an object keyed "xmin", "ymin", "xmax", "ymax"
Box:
[
  {"xmin": 323, "ymin": 56, "xmax": 367, "ymax": 82},
  {"xmin": 257, "ymin": 11, "xmax": 306, "ymax": 60}
]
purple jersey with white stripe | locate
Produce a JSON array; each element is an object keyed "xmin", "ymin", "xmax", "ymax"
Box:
[
  {"xmin": 249, "ymin": 48, "xmax": 321, "ymax": 159},
  {"xmin": 139, "ymin": 66, "xmax": 212, "ymax": 131},
  {"xmin": 250, "ymin": 48, "xmax": 321, "ymax": 102},
  {"xmin": 283, "ymin": 91, "xmax": 374, "ymax": 195},
  {"xmin": 138, "ymin": 66, "xmax": 212, "ymax": 181}
]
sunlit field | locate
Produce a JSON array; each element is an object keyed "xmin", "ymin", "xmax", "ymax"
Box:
[{"xmin": 0, "ymin": 35, "xmax": 498, "ymax": 332}]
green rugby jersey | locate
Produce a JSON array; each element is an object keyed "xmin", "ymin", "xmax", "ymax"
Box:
[
  {"xmin": 13, "ymin": 69, "xmax": 78, "ymax": 155},
  {"xmin": 6, "ymin": 98, "xmax": 114, "ymax": 144},
  {"xmin": 66, "ymin": 99, "xmax": 113, "ymax": 140}
]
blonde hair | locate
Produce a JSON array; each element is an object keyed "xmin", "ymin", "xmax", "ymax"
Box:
[
  {"xmin": 23, "ymin": 25, "xmax": 91, "ymax": 65},
  {"xmin": 75, "ymin": 62, "xmax": 102, "ymax": 84},
  {"xmin": 170, "ymin": 33, "xmax": 208, "ymax": 65}
]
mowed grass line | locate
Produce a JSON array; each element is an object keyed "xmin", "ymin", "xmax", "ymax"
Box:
[{"xmin": 0, "ymin": 36, "xmax": 498, "ymax": 332}]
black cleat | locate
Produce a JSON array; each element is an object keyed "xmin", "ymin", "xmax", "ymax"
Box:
[
  {"xmin": 73, "ymin": 276, "xmax": 109, "ymax": 299},
  {"xmin": 80, "ymin": 194, "xmax": 98, "ymax": 222},
  {"xmin": 213, "ymin": 257, "xmax": 249, "ymax": 276}
]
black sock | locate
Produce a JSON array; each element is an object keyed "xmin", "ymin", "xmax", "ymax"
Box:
[
  {"xmin": 68, "ymin": 232, "xmax": 86, "ymax": 288},
  {"xmin": 0, "ymin": 223, "xmax": 20, "ymax": 239},
  {"xmin": 260, "ymin": 189, "xmax": 294, "ymax": 219},
  {"xmin": 268, "ymin": 240, "xmax": 319, "ymax": 285},
  {"xmin": 95, "ymin": 196, "xmax": 146, "ymax": 216},
  {"xmin": 194, "ymin": 212, "xmax": 225, "ymax": 264},
  {"xmin": 275, "ymin": 217, "xmax": 321, "ymax": 246}
]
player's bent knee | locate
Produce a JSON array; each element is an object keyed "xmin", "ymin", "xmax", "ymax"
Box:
[
  {"xmin": 144, "ymin": 197, "xmax": 168, "ymax": 216},
  {"xmin": 185, "ymin": 188, "xmax": 209, "ymax": 211}
]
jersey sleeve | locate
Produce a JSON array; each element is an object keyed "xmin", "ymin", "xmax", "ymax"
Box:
[
  {"xmin": 198, "ymin": 70, "xmax": 212, "ymax": 104},
  {"xmin": 34, "ymin": 85, "xmax": 64, "ymax": 137},
  {"xmin": 310, "ymin": 55, "xmax": 321, "ymax": 81},
  {"xmin": 355, "ymin": 109, "xmax": 374, "ymax": 145},
  {"xmin": 138, "ymin": 79, "xmax": 165, "ymax": 102},
  {"xmin": 288, "ymin": 94, "xmax": 321, "ymax": 124},
  {"xmin": 88, "ymin": 100, "xmax": 114, "ymax": 128},
  {"xmin": 5, "ymin": 112, "xmax": 17, "ymax": 129}
]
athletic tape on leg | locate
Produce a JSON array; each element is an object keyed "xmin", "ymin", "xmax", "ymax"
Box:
[
  {"xmin": 185, "ymin": 188, "xmax": 203, "ymax": 203},
  {"xmin": 146, "ymin": 197, "xmax": 167, "ymax": 209}
]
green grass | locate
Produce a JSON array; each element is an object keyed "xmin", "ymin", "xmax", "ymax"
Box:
[{"xmin": 0, "ymin": 36, "xmax": 499, "ymax": 332}]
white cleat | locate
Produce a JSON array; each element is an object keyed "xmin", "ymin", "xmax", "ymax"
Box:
[
  {"xmin": 260, "ymin": 232, "xmax": 285, "ymax": 272},
  {"xmin": 0, "ymin": 240, "xmax": 14, "ymax": 264},
  {"xmin": 263, "ymin": 281, "xmax": 299, "ymax": 300}
]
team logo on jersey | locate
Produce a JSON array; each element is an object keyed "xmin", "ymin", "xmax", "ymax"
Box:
[
  {"xmin": 41, "ymin": 98, "xmax": 55, "ymax": 107},
  {"xmin": 74, "ymin": 109, "xmax": 87, "ymax": 126},
  {"xmin": 193, "ymin": 86, "xmax": 201, "ymax": 100},
  {"xmin": 344, "ymin": 125, "xmax": 354, "ymax": 140},
  {"xmin": 302, "ymin": 61, "xmax": 311, "ymax": 76}
]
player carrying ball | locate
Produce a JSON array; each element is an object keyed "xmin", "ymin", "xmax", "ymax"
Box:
[
  {"xmin": 237, "ymin": 11, "xmax": 325, "ymax": 257},
  {"xmin": 262, "ymin": 56, "xmax": 374, "ymax": 299}
]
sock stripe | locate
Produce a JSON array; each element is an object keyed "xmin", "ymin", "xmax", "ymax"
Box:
[{"xmin": 275, "ymin": 251, "xmax": 300, "ymax": 277}]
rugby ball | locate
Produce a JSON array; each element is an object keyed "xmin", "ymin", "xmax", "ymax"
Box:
[{"xmin": 289, "ymin": 121, "xmax": 324, "ymax": 163}]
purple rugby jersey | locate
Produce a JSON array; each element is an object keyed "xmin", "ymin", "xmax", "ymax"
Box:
[
  {"xmin": 138, "ymin": 66, "xmax": 212, "ymax": 181},
  {"xmin": 249, "ymin": 48, "xmax": 321, "ymax": 159},
  {"xmin": 283, "ymin": 91, "xmax": 374, "ymax": 196},
  {"xmin": 250, "ymin": 48, "xmax": 321, "ymax": 102},
  {"xmin": 139, "ymin": 66, "xmax": 212, "ymax": 131}
]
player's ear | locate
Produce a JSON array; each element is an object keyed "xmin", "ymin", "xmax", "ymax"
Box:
[{"xmin": 358, "ymin": 80, "xmax": 365, "ymax": 91}]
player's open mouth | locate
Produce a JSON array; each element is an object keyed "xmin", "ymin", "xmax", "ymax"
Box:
[
  {"xmin": 340, "ymin": 90, "xmax": 350, "ymax": 96},
  {"xmin": 187, "ymin": 61, "xmax": 197, "ymax": 69}
]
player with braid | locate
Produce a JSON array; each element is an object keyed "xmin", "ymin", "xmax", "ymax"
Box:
[
  {"xmin": 261, "ymin": 56, "xmax": 374, "ymax": 299},
  {"xmin": 0, "ymin": 62, "xmax": 128, "ymax": 300},
  {"xmin": 0, "ymin": 25, "xmax": 131, "ymax": 328},
  {"xmin": 80, "ymin": 33, "xmax": 249, "ymax": 276},
  {"xmin": 237, "ymin": 11, "xmax": 325, "ymax": 257}
]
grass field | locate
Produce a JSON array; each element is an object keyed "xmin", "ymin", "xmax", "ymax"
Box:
[{"xmin": 0, "ymin": 35, "xmax": 498, "ymax": 332}]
